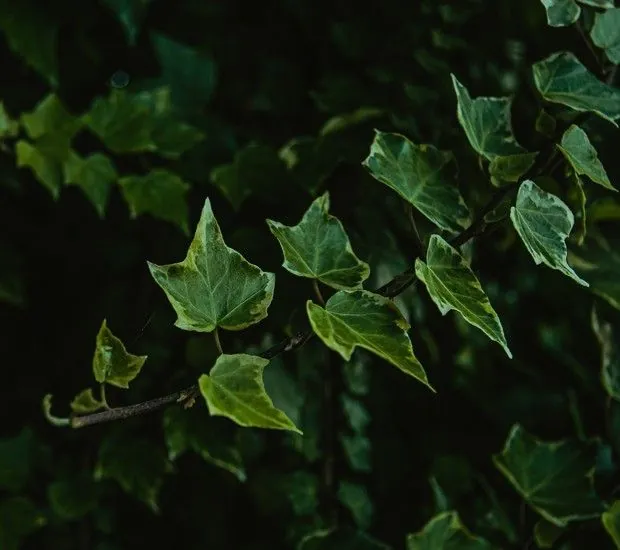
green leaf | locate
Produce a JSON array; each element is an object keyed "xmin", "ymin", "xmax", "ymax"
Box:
[
  {"xmin": 0, "ymin": 103, "xmax": 19, "ymax": 139},
  {"xmin": 493, "ymin": 424, "xmax": 603, "ymax": 526},
  {"xmin": 539, "ymin": 0, "xmax": 580, "ymax": 27},
  {"xmin": 338, "ymin": 481, "xmax": 373, "ymax": 529},
  {"xmin": 16, "ymin": 139, "xmax": 67, "ymax": 198},
  {"xmin": 298, "ymin": 527, "xmax": 391, "ymax": 550},
  {"xmin": 70, "ymin": 388, "xmax": 106, "ymax": 414},
  {"xmin": 533, "ymin": 519, "xmax": 565, "ymax": 549},
  {"xmin": 92, "ymin": 319, "xmax": 147, "ymax": 389},
  {"xmin": 406, "ymin": 511, "xmax": 494, "ymax": 550},
  {"xmin": 535, "ymin": 109, "xmax": 557, "ymax": 138},
  {"xmin": 0, "ymin": 497, "xmax": 46, "ymax": 550},
  {"xmin": 162, "ymin": 406, "xmax": 246, "ymax": 481},
  {"xmin": 64, "ymin": 152, "xmax": 117, "ymax": 217},
  {"xmin": 306, "ymin": 290, "xmax": 432, "ymax": 388},
  {"xmin": 150, "ymin": 115, "xmax": 204, "ymax": 159},
  {"xmin": 591, "ymin": 8, "xmax": 620, "ymax": 64},
  {"xmin": 148, "ymin": 198, "xmax": 275, "ymax": 332},
  {"xmin": 47, "ymin": 474, "xmax": 98, "ymax": 520},
  {"xmin": 592, "ymin": 307, "xmax": 620, "ymax": 401},
  {"xmin": 102, "ymin": 0, "xmax": 153, "ymax": 45},
  {"xmin": 558, "ymin": 125, "xmax": 615, "ymax": 191},
  {"xmin": 567, "ymin": 174, "xmax": 587, "ymax": 246},
  {"xmin": 198, "ymin": 353, "xmax": 301, "ymax": 433},
  {"xmin": 341, "ymin": 434, "xmax": 371, "ymax": 472},
  {"xmin": 341, "ymin": 394, "xmax": 370, "ymax": 434},
  {"xmin": 283, "ymin": 471, "xmax": 319, "ymax": 516},
  {"xmin": 0, "ymin": 429, "xmax": 38, "ymax": 492},
  {"xmin": 95, "ymin": 433, "xmax": 170, "ymax": 512},
  {"xmin": 602, "ymin": 500, "xmax": 620, "ymax": 548},
  {"xmin": 489, "ymin": 153, "xmax": 538, "ymax": 187},
  {"xmin": 21, "ymin": 94, "xmax": 81, "ymax": 140},
  {"xmin": 415, "ymin": 234, "xmax": 512, "ymax": 358},
  {"xmin": 532, "ymin": 52, "xmax": 620, "ymax": 125},
  {"xmin": 118, "ymin": 169, "xmax": 190, "ymax": 233},
  {"xmin": 451, "ymin": 75, "xmax": 525, "ymax": 160},
  {"xmin": 362, "ymin": 130, "xmax": 470, "ymax": 232},
  {"xmin": 510, "ymin": 180, "xmax": 588, "ymax": 286},
  {"xmin": 267, "ymin": 192, "xmax": 370, "ymax": 290},
  {"xmin": 151, "ymin": 32, "xmax": 217, "ymax": 110}
]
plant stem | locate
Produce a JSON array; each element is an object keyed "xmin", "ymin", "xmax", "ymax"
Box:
[
  {"xmin": 214, "ymin": 327, "xmax": 224, "ymax": 355},
  {"xmin": 405, "ymin": 203, "xmax": 424, "ymax": 257},
  {"xmin": 312, "ymin": 279, "xmax": 325, "ymax": 306},
  {"xmin": 100, "ymin": 384, "xmax": 111, "ymax": 410}
]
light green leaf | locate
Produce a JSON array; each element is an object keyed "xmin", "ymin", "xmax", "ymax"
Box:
[
  {"xmin": 70, "ymin": 388, "xmax": 106, "ymax": 414},
  {"xmin": 47, "ymin": 474, "xmax": 98, "ymax": 520},
  {"xmin": 92, "ymin": 319, "xmax": 147, "ymax": 389},
  {"xmin": 539, "ymin": 0, "xmax": 580, "ymax": 27},
  {"xmin": 415, "ymin": 234, "xmax": 512, "ymax": 358},
  {"xmin": 493, "ymin": 424, "xmax": 603, "ymax": 526},
  {"xmin": 592, "ymin": 307, "xmax": 620, "ymax": 402},
  {"xmin": 0, "ymin": 103, "xmax": 19, "ymax": 139},
  {"xmin": 148, "ymin": 198, "xmax": 275, "ymax": 332},
  {"xmin": 0, "ymin": 497, "xmax": 46, "ymax": 550},
  {"xmin": 451, "ymin": 75, "xmax": 525, "ymax": 160},
  {"xmin": 198, "ymin": 353, "xmax": 300, "ymax": 433},
  {"xmin": 362, "ymin": 130, "xmax": 470, "ymax": 232},
  {"xmin": 558, "ymin": 125, "xmax": 615, "ymax": 191},
  {"xmin": 21, "ymin": 94, "xmax": 81, "ymax": 140},
  {"xmin": 15, "ymin": 138, "xmax": 69, "ymax": 198},
  {"xmin": 591, "ymin": 8, "xmax": 620, "ymax": 64},
  {"xmin": 64, "ymin": 152, "xmax": 117, "ymax": 217},
  {"xmin": 267, "ymin": 192, "xmax": 369, "ymax": 290},
  {"xmin": 338, "ymin": 481, "xmax": 373, "ymax": 529},
  {"xmin": 510, "ymin": 180, "xmax": 588, "ymax": 286},
  {"xmin": 306, "ymin": 290, "xmax": 432, "ymax": 388},
  {"xmin": 603, "ymin": 500, "xmax": 620, "ymax": 548},
  {"xmin": 118, "ymin": 169, "xmax": 189, "ymax": 233},
  {"xmin": 320, "ymin": 107, "xmax": 384, "ymax": 136},
  {"xmin": 489, "ymin": 153, "xmax": 538, "ymax": 187},
  {"xmin": 102, "ymin": 0, "xmax": 153, "ymax": 46},
  {"xmin": 579, "ymin": 0, "xmax": 615, "ymax": 6},
  {"xmin": 406, "ymin": 511, "xmax": 494, "ymax": 550},
  {"xmin": 533, "ymin": 52, "xmax": 620, "ymax": 125}
]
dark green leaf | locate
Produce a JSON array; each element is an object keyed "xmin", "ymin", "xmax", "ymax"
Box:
[
  {"xmin": 406, "ymin": 511, "xmax": 494, "ymax": 549},
  {"xmin": 0, "ymin": 429, "xmax": 38, "ymax": 492},
  {"xmin": 539, "ymin": 0, "xmax": 580, "ymax": 27},
  {"xmin": 533, "ymin": 519, "xmax": 565, "ymax": 548},
  {"xmin": 567, "ymin": 174, "xmax": 587, "ymax": 246},
  {"xmin": 489, "ymin": 153, "xmax": 538, "ymax": 187},
  {"xmin": 199, "ymin": 353, "xmax": 301, "ymax": 433},
  {"xmin": 267, "ymin": 192, "xmax": 370, "ymax": 290},
  {"xmin": 341, "ymin": 394, "xmax": 370, "ymax": 434},
  {"xmin": 283, "ymin": 471, "xmax": 319, "ymax": 516},
  {"xmin": 592, "ymin": 307, "xmax": 620, "ymax": 401},
  {"xmin": 70, "ymin": 388, "xmax": 106, "ymax": 414},
  {"xmin": 47, "ymin": 474, "xmax": 99, "ymax": 520},
  {"xmin": 415, "ymin": 234, "xmax": 512, "ymax": 358},
  {"xmin": 298, "ymin": 527, "xmax": 391, "ymax": 550},
  {"xmin": 148, "ymin": 198, "xmax": 275, "ymax": 332},
  {"xmin": 591, "ymin": 8, "xmax": 620, "ymax": 64},
  {"xmin": 341, "ymin": 434, "xmax": 371, "ymax": 472},
  {"xmin": 307, "ymin": 290, "xmax": 432, "ymax": 388},
  {"xmin": 64, "ymin": 152, "xmax": 117, "ymax": 217},
  {"xmin": 92, "ymin": 319, "xmax": 148, "ymax": 388},
  {"xmin": 0, "ymin": 497, "xmax": 46, "ymax": 550},
  {"xmin": 102, "ymin": 0, "xmax": 153, "ymax": 45},
  {"xmin": 338, "ymin": 481, "xmax": 373, "ymax": 529},
  {"xmin": 493, "ymin": 424, "xmax": 603, "ymax": 526},
  {"xmin": 602, "ymin": 500, "xmax": 620, "ymax": 548}
]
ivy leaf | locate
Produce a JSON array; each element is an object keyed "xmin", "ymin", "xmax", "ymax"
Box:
[
  {"xmin": 341, "ymin": 434, "xmax": 372, "ymax": 472},
  {"xmin": 198, "ymin": 353, "xmax": 301, "ymax": 433},
  {"xmin": 47, "ymin": 474, "xmax": 98, "ymax": 520},
  {"xmin": 148, "ymin": 198, "xmax": 275, "ymax": 332},
  {"xmin": 299, "ymin": 527, "xmax": 391, "ymax": 550},
  {"xmin": 306, "ymin": 290, "xmax": 432, "ymax": 388},
  {"xmin": 591, "ymin": 8, "xmax": 620, "ymax": 64},
  {"xmin": 16, "ymin": 138, "xmax": 68, "ymax": 198},
  {"xmin": 95, "ymin": 433, "xmax": 171, "ymax": 512},
  {"xmin": 0, "ymin": 497, "xmax": 46, "ymax": 550},
  {"xmin": 489, "ymin": 153, "xmax": 537, "ymax": 187},
  {"xmin": 118, "ymin": 169, "xmax": 190, "ymax": 233},
  {"xmin": 493, "ymin": 424, "xmax": 604, "ymax": 526},
  {"xmin": 101, "ymin": 0, "xmax": 153, "ymax": 46},
  {"xmin": 558, "ymin": 125, "xmax": 615, "ymax": 191},
  {"xmin": 362, "ymin": 130, "xmax": 470, "ymax": 232},
  {"xmin": 21, "ymin": 94, "xmax": 81, "ymax": 140},
  {"xmin": 415, "ymin": 235, "xmax": 512, "ymax": 358},
  {"xmin": 602, "ymin": 500, "xmax": 620, "ymax": 548},
  {"xmin": 64, "ymin": 152, "xmax": 117, "ymax": 217},
  {"xmin": 592, "ymin": 307, "xmax": 620, "ymax": 402},
  {"xmin": 0, "ymin": 103, "xmax": 19, "ymax": 139},
  {"xmin": 92, "ymin": 319, "xmax": 147, "ymax": 389},
  {"xmin": 0, "ymin": 429, "xmax": 38, "ymax": 493},
  {"xmin": 532, "ymin": 52, "xmax": 620, "ymax": 125},
  {"xmin": 338, "ymin": 481, "xmax": 373, "ymax": 529},
  {"xmin": 567, "ymin": 174, "xmax": 587, "ymax": 246},
  {"xmin": 406, "ymin": 511, "xmax": 494, "ymax": 550},
  {"xmin": 267, "ymin": 192, "xmax": 370, "ymax": 290},
  {"xmin": 539, "ymin": 0, "xmax": 580, "ymax": 27},
  {"xmin": 451, "ymin": 75, "xmax": 525, "ymax": 160},
  {"xmin": 533, "ymin": 519, "xmax": 565, "ymax": 549},
  {"xmin": 70, "ymin": 388, "xmax": 106, "ymax": 414},
  {"xmin": 150, "ymin": 115, "xmax": 204, "ymax": 159},
  {"xmin": 510, "ymin": 180, "xmax": 588, "ymax": 286}
]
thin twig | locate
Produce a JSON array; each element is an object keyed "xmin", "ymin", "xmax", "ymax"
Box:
[{"xmin": 575, "ymin": 19, "xmax": 605, "ymax": 75}]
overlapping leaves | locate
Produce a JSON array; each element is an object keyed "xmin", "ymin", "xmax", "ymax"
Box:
[{"xmin": 406, "ymin": 511, "xmax": 494, "ymax": 550}]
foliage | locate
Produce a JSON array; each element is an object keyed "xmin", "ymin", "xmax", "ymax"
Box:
[{"xmin": 2, "ymin": 0, "xmax": 620, "ymax": 549}]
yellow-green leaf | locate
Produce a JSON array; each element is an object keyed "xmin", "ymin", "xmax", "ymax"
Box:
[
  {"xmin": 69, "ymin": 389, "xmax": 105, "ymax": 414},
  {"xmin": 603, "ymin": 501, "xmax": 620, "ymax": 548},
  {"xmin": 406, "ymin": 511, "xmax": 494, "ymax": 550}
]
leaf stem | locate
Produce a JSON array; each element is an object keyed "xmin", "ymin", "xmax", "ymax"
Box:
[
  {"xmin": 313, "ymin": 279, "xmax": 326, "ymax": 306},
  {"xmin": 404, "ymin": 203, "xmax": 424, "ymax": 257},
  {"xmin": 100, "ymin": 383, "xmax": 111, "ymax": 410},
  {"xmin": 214, "ymin": 327, "xmax": 224, "ymax": 355}
]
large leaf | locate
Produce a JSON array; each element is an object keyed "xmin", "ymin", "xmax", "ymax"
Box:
[
  {"xmin": 406, "ymin": 511, "xmax": 494, "ymax": 550},
  {"xmin": 306, "ymin": 290, "xmax": 432, "ymax": 388},
  {"xmin": 92, "ymin": 319, "xmax": 147, "ymax": 389},
  {"xmin": 532, "ymin": 52, "xmax": 620, "ymax": 125},
  {"xmin": 198, "ymin": 353, "xmax": 300, "ymax": 433},
  {"xmin": 362, "ymin": 130, "xmax": 470, "ymax": 232},
  {"xmin": 603, "ymin": 501, "xmax": 620, "ymax": 548},
  {"xmin": 558, "ymin": 125, "xmax": 615, "ymax": 191},
  {"xmin": 493, "ymin": 424, "xmax": 603, "ymax": 526},
  {"xmin": 267, "ymin": 192, "xmax": 369, "ymax": 290},
  {"xmin": 148, "ymin": 198, "xmax": 275, "ymax": 332},
  {"xmin": 451, "ymin": 75, "xmax": 525, "ymax": 160},
  {"xmin": 510, "ymin": 180, "xmax": 588, "ymax": 286},
  {"xmin": 591, "ymin": 8, "xmax": 620, "ymax": 64},
  {"xmin": 118, "ymin": 169, "xmax": 190, "ymax": 233},
  {"xmin": 415, "ymin": 235, "xmax": 512, "ymax": 358}
]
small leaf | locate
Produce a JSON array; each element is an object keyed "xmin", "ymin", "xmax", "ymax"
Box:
[
  {"xmin": 16, "ymin": 139, "xmax": 66, "ymax": 198},
  {"xmin": 298, "ymin": 527, "xmax": 391, "ymax": 550},
  {"xmin": 592, "ymin": 307, "xmax": 620, "ymax": 402},
  {"xmin": 198, "ymin": 353, "xmax": 301, "ymax": 433},
  {"xmin": 451, "ymin": 75, "xmax": 525, "ymax": 160},
  {"xmin": 150, "ymin": 115, "xmax": 204, "ymax": 159},
  {"xmin": 102, "ymin": 0, "xmax": 152, "ymax": 45},
  {"xmin": 535, "ymin": 109, "xmax": 556, "ymax": 137},
  {"xmin": 415, "ymin": 234, "xmax": 512, "ymax": 358},
  {"xmin": 0, "ymin": 429, "xmax": 38, "ymax": 493},
  {"xmin": 591, "ymin": 8, "xmax": 620, "ymax": 64},
  {"xmin": 306, "ymin": 290, "xmax": 432, "ymax": 388},
  {"xmin": 533, "ymin": 52, "xmax": 620, "ymax": 125},
  {"xmin": 602, "ymin": 500, "xmax": 620, "ymax": 548},
  {"xmin": 118, "ymin": 169, "xmax": 189, "ymax": 233},
  {"xmin": 21, "ymin": 94, "xmax": 81, "ymax": 140},
  {"xmin": 558, "ymin": 125, "xmax": 615, "ymax": 191},
  {"xmin": 70, "ymin": 388, "xmax": 106, "ymax": 414},
  {"xmin": 47, "ymin": 474, "xmax": 98, "ymax": 520},
  {"xmin": 493, "ymin": 424, "xmax": 603, "ymax": 526},
  {"xmin": 406, "ymin": 511, "xmax": 494, "ymax": 550},
  {"xmin": 148, "ymin": 198, "xmax": 275, "ymax": 332},
  {"xmin": 267, "ymin": 192, "xmax": 369, "ymax": 290},
  {"xmin": 533, "ymin": 519, "xmax": 565, "ymax": 548},
  {"xmin": 64, "ymin": 152, "xmax": 117, "ymax": 217},
  {"xmin": 0, "ymin": 103, "xmax": 19, "ymax": 139},
  {"xmin": 283, "ymin": 471, "xmax": 319, "ymax": 516},
  {"xmin": 341, "ymin": 394, "xmax": 370, "ymax": 434},
  {"xmin": 489, "ymin": 153, "xmax": 538, "ymax": 187},
  {"xmin": 566, "ymin": 174, "xmax": 587, "ymax": 246},
  {"xmin": 510, "ymin": 180, "xmax": 588, "ymax": 286},
  {"xmin": 341, "ymin": 434, "xmax": 371, "ymax": 472},
  {"xmin": 92, "ymin": 319, "xmax": 147, "ymax": 389},
  {"xmin": 362, "ymin": 130, "xmax": 470, "ymax": 232},
  {"xmin": 0, "ymin": 497, "xmax": 46, "ymax": 550},
  {"xmin": 338, "ymin": 481, "xmax": 373, "ymax": 529},
  {"xmin": 539, "ymin": 0, "xmax": 580, "ymax": 27}
]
